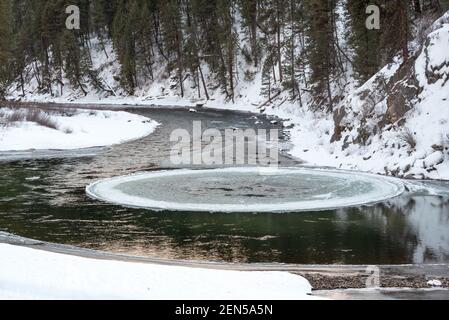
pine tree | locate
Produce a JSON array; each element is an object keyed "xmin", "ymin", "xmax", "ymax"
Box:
[
  {"xmin": 112, "ymin": 0, "xmax": 137, "ymax": 94},
  {"xmin": 282, "ymin": 0, "xmax": 305, "ymax": 103},
  {"xmin": 380, "ymin": 0, "xmax": 412, "ymax": 64},
  {"xmin": 261, "ymin": 51, "xmax": 275, "ymax": 100},
  {"xmin": 257, "ymin": 0, "xmax": 282, "ymax": 99},
  {"xmin": 346, "ymin": 0, "xmax": 382, "ymax": 84},
  {"xmin": 159, "ymin": 0, "xmax": 185, "ymax": 97},
  {"xmin": 217, "ymin": 0, "xmax": 238, "ymax": 103},
  {"xmin": 304, "ymin": 0, "xmax": 337, "ymax": 111},
  {"xmin": 134, "ymin": 0, "xmax": 156, "ymax": 82},
  {"xmin": 239, "ymin": 0, "xmax": 260, "ymax": 67},
  {"xmin": 0, "ymin": 0, "xmax": 441, "ymax": 107},
  {"xmin": 0, "ymin": 0, "xmax": 12, "ymax": 97},
  {"xmin": 10, "ymin": 0, "xmax": 33, "ymax": 96}
]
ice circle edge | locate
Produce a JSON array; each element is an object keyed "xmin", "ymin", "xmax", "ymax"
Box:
[{"xmin": 85, "ymin": 167, "xmax": 406, "ymax": 213}]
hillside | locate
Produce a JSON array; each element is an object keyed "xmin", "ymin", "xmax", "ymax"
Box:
[
  {"xmin": 289, "ymin": 11, "xmax": 449, "ymax": 180},
  {"xmin": 1, "ymin": 1, "xmax": 449, "ymax": 179}
]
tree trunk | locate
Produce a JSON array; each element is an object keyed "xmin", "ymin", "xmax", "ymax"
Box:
[
  {"xmin": 414, "ymin": 0, "xmax": 422, "ymax": 16},
  {"xmin": 276, "ymin": 0, "xmax": 283, "ymax": 83},
  {"xmin": 399, "ymin": 0, "xmax": 409, "ymax": 61},
  {"xmin": 198, "ymin": 64, "xmax": 209, "ymax": 100},
  {"xmin": 290, "ymin": 0, "xmax": 296, "ymax": 99}
]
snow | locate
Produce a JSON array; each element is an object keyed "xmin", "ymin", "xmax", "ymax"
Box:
[
  {"xmin": 0, "ymin": 108, "xmax": 159, "ymax": 151},
  {"xmin": 5, "ymin": 13, "xmax": 449, "ymax": 180},
  {"xmin": 86, "ymin": 167, "xmax": 405, "ymax": 213},
  {"xmin": 0, "ymin": 244, "xmax": 316, "ymax": 300},
  {"xmin": 427, "ymin": 280, "xmax": 443, "ymax": 287},
  {"xmin": 283, "ymin": 13, "xmax": 449, "ymax": 180}
]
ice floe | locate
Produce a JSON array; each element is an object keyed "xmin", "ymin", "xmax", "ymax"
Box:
[{"xmin": 86, "ymin": 167, "xmax": 406, "ymax": 213}]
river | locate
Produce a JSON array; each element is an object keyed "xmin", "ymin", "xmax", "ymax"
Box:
[{"xmin": 1, "ymin": 105, "xmax": 449, "ymax": 265}]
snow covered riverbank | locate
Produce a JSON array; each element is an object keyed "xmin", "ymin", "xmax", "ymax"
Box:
[
  {"xmin": 0, "ymin": 244, "xmax": 316, "ymax": 300},
  {"xmin": 0, "ymin": 107, "xmax": 159, "ymax": 151}
]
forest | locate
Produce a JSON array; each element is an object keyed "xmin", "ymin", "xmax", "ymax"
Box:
[{"xmin": 0, "ymin": 0, "xmax": 448, "ymax": 109}]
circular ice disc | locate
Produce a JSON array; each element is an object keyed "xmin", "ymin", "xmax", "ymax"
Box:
[{"xmin": 86, "ymin": 167, "xmax": 405, "ymax": 213}]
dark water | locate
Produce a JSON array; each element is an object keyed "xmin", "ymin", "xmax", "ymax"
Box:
[{"xmin": 1, "ymin": 106, "xmax": 449, "ymax": 265}]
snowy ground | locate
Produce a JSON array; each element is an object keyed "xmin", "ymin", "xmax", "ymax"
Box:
[
  {"xmin": 0, "ymin": 108, "xmax": 159, "ymax": 151},
  {"xmin": 0, "ymin": 244, "xmax": 316, "ymax": 300}
]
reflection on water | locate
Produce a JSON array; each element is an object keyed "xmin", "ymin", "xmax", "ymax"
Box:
[
  {"xmin": 0, "ymin": 107, "xmax": 448, "ymax": 264},
  {"xmin": 386, "ymin": 196, "xmax": 449, "ymax": 263},
  {"xmin": 332, "ymin": 196, "xmax": 449, "ymax": 264}
]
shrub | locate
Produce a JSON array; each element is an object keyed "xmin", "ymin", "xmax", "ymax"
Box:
[
  {"xmin": 399, "ymin": 128, "xmax": 417, "ymax": 150},
  {"xmin": 0, "ymin": 108, "xmax": 58, "ymax": 130},
  {"xmin": 244, "ymin": 70, "xmax": 256, "ymax": 82},
  {"xmin": 415, "ymin": 12, "xmax": 440, "ymax": 47},
  {"xmin": 63, "ymin": 127, "xmax": 73, "ymax": 134},
  {"xmin": 7, "ymin": 110, "xmax": 25, "ymax": 122},
  {"xmin": 24, "ymin": 109, "xmax": 58, "ymax": 130},
  {"xmin": 357, "ymin": 125, "xmax": 371, "ymax": 146}
]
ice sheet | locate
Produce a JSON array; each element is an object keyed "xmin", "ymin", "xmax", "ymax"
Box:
[{"xmin": 86, "ymin": 167, "xmax": 406, "ymax": 213}]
